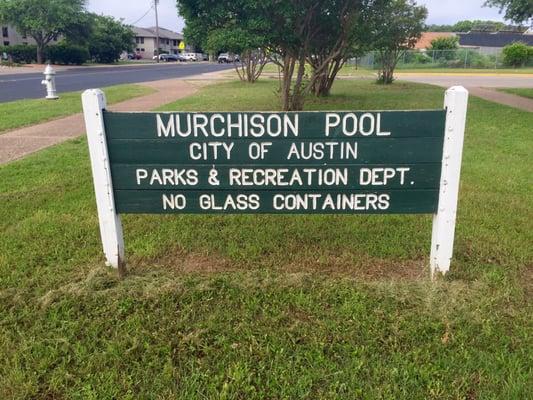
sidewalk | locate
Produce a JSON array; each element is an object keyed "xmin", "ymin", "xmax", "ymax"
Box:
[
  {"xmin": 0, "ymin": 71, "xmax": 227, "ymax": 165},
  {"xmin": 466, "ymin": 87, "xmax": 533, "ymax": 112}
]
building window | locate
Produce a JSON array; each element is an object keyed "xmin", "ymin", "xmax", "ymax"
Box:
[
  {"xmin": 140, "ymin": 48, "xmax": 145, "ymax": 52},
  {"xmin": 141, "ymin": 37, "xmax": 144, "ymax": 44},
  {"xmin": 22, "ymin": 33, "xmax": 27, "ymax": 39},
  {"xmin": 3, "ymin": 41, "xmax": 9, "ymax": 46},
  {"xmin": 173, "ymin": 40, "xmax": 177, "ymax": 46},
  {"xmin": 22, "ymin": 42, "xmax": 28, "ymax": 45},
  {"xmin": 2, "ymin": 27, "xmax": 8, "ymax": 38}
]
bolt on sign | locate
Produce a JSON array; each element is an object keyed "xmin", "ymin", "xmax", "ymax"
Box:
[{"xmin": 82, "ymin": 87, "xmax": 468, "ymax": 277}]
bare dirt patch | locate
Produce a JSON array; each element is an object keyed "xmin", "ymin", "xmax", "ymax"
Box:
[{"xmin": 127, "ymin": 247, "xmax": 428, "ymax": 282}]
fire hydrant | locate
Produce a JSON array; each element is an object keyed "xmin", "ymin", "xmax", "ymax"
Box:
[{"xmin": 41, "ymin": 64, "xmax": 59, "ymax": 100}]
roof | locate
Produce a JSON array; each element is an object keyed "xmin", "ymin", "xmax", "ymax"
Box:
[
  {"xmin": 133, "ymin": 26, "xmax": 183, "ymax": 40},
  {"xmin": 458, "ymin": 32, "xmax": 533, "ymax": 47},
  {"xmin": 146, "ymin": 27, "xmax": 184, "ymax": 40},
  {"xmin": 415, "ymin": 32, "xmax": 455, "ymax": 49},
  {"xmin": 132, "ymin": 27, "xmax": 156, "ymax": 38}
]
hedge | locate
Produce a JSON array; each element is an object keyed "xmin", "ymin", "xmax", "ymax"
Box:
[
  {"xmin": 0, "ymin": 44, "xmax": 37, "ymax": 63},
  {"xmin": 0, "ymin": 43, "xmax": 90, "ymax": 65},
  {"xmin": 46, "ymin": 43, "xmax": 90, "ymax": 65}
]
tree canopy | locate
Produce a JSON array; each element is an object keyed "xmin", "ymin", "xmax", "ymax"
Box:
[
  {"xmin": 86, "ymin": 14, "xmax": 134, "ymax": 64},
  {"xmin": 485, "ymin": 0, "xmax": 533, "ymax": 23},
  {"xmin": 0, "ymin": 0, "xmax": 87, "ymax": 63},
  {"xmin": 426, "ymin": 20, "xmax": 509, "ymax": 32}
]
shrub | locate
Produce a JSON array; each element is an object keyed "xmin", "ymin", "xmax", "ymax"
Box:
[
  {"xmin": 502, "ymin": 42, "xmax": 531, "ymax": 67},
  {"xmin": 413, "ymin": 52, "xmax": 432, "ymax": 64},
  {"xmin": 0, "ymin": 44, "xmax": 37, "ymax": 63},
  {"xmin": 45, "ymin": 43, "xmax": 90, "ymax": 65},
  {"xmin": 429, "ymin": 36, "xmax": 459, "ymax": 51}
]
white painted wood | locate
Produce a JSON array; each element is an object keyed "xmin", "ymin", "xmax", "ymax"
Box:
[
  {"xmin": 82, "ymin": 89, "xmax": 125, "ymax": 271},
  {"xmin": 430, "ymin": 86, "xmax": 469, "ymax": 277}
]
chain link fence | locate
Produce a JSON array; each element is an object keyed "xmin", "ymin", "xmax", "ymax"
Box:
[{"xmin": 349, "ymin": 49, "xmax": 532, "ymax": 70}]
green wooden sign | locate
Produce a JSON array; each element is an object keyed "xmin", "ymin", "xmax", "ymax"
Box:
[
  {"xmin": 103, "ymin": 110, "xmax": 445, "ymax": 214},
  {"xmin": 82, "ymin": 87, "xmax": 468, "ymax": 276}
]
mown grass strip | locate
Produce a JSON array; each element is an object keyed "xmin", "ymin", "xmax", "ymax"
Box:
[
  {"xmin": 498, "ymin": 87, "xmax": 533, "ymax": 99},
  {"xmin": 0, "ymin": 79, "xmax": 531, "ymax": 399},
  {"xmin": 0, "ymin": 84, "xmax": 155, "ymax": 134}
]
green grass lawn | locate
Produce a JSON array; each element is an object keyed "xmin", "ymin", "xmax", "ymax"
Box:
[
  {"xmin": 498, "ymin": 88, "xmax": 533, "ymax": 99},
  {"xmin": 1, "ymin": 79, "xmax": 532, "ymax": 399},
  {"xmin": 0, "ymin": 84, "xmax": 155, "ymax": 134}
]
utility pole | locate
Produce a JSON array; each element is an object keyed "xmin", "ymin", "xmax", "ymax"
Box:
[{"xmin": 154, "ymin": 0, "xmax": 160, "ymax": 63}]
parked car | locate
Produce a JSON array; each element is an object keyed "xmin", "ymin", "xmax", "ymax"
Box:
[
  {"xmin": 152, "ymin": 54, "xmax": 171, "ymax": 61},
  {"xmin": 218, "ymin": 53, "xmax": 240, "ymax": 63},
  {"xmin": 127, "ymin": 53, "xmax": 143, "ymax": 60},
  {"xmin": 162, "ymin": 54, "xmax": 182, "ymax": 62},
  {"xmin": 182, "ymin": 53, "xmax": 198, "ymax": 61}
]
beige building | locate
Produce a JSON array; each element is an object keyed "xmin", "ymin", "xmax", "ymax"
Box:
[
  {"xmin": 132, "ymin": 26, "xmax": 184, "ymax": 59},
  {"xmin": 1, "ymin": 25, "xmax": 35, "ymax": 46},
  {"xmin": 1, "ymin": 24, "xmax": 62, "ymax": 47}
]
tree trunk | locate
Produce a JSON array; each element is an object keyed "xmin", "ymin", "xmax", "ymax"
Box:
[
  {"xmin": 311, "ymin": 58, "xmax": 344, "ymax": 97},
  {"xmin": 36, "ymin": 42, "xmax": 45, "ymax": 64},
  {"xmin": 377, "ymin": 50, "xmax": 400, "ymax": 85},
  {"xmin": 234, "ymin": 49, "xmax": 267, "ymax": 84},
  {"xmin": 280, "ymin": 54, "xmax": 295, "ymax": 111}
]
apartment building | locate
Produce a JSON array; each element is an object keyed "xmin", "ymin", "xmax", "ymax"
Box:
[
  {"xmin": 132, "ymin": 26, "xmax": 184, "ymax": 59},
  {"xmin": 1, "ymin": 25, "xmax": 35, "ymax": 46}
]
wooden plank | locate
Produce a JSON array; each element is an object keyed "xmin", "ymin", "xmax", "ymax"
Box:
[
  {"xmin": 110, "ymin": 164, "xmax": 442, "ymax": 190},
  {"xmin": 114, "ymin": 189, "xmax": 439, "ymax": 214},
  {"xmin": 430, "ymin": 86, "xmax": 469, "ymax": 277},
  {"xmin": 106, "ymin": 137, "xmax": 444, "ymax": 165},
  {"xmin": 103, "ymin": 110, "xmax": 446, "ymax": 140},
  {"xmin": 82, "ymin": 89, "xmax": 125, "ymax": 271}
]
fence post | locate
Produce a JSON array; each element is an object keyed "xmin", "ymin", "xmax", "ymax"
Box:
[
  {"xmin": 82, "ymin": 89, "xmax": 125, "ymax": 274},
  {"xmin": 464, "ymin": 50, "xmax": 468, "ymax": 69},
  {"xmin": 430, "ymin": 86, "xmax": 469, "ymax": 278}
]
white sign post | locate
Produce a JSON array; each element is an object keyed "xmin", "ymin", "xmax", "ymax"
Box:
[
  {"xmin": 430, "ymin": 86, "xmax": 469, "ymax": 278},
  {"xmin": 82, "ymin": 89, "xmax": 125, "ymax": 274}
]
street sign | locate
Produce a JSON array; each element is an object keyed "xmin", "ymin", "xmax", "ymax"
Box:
[{"xmin": 82, "ymin": 87, "xmax": 468, "ymax": 277}]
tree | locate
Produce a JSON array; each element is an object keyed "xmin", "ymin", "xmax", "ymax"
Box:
[
  {"xmin": 307, "ymin": 0, "xmax": 374, "ymax": 97},
  {"xmin": 371, "ymin": 0, "xmax": 427, "ymax": 84},
  {"xmin": 0, "ymin": 0, "xmax": 87, "ymax": 64},
  {"xmin": 484, "ymin": 0, "xmax": 533, "ymax": 24},
  {"xmin": 425, "ymin": 20, "xmax": 511, "ymax": 33},
  {"xmin": 263, "ymin": 0, "xmax": 378, "ymax": 109},
  {"xmin": 206, "ymin": 27, "xmax": 268, "ymax": 83},
  {"xmin": 178, "ymin": 0, "xmax": 366, "ymax": 109},
  {"xmin": 87, "ymin": 14, "xmax": 134, "ymax": 64}
]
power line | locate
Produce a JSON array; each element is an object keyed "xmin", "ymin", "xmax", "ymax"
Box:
[{"xmin": 128, "ymin": 5, "xmax": 154, "ymax": 26}]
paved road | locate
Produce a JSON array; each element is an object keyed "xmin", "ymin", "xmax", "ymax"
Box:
[
  {"xmin": 0, "ymin": 63, "xmax": 233, "ymax": 102},
  {"xmin": 396, "ymin": 73, "xmax": 533, "ymax": 89}
]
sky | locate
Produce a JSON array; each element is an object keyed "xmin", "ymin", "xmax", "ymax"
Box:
[{"xmin": 86, "ymin": 0, "xmax": 506, "ymax": 33}]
